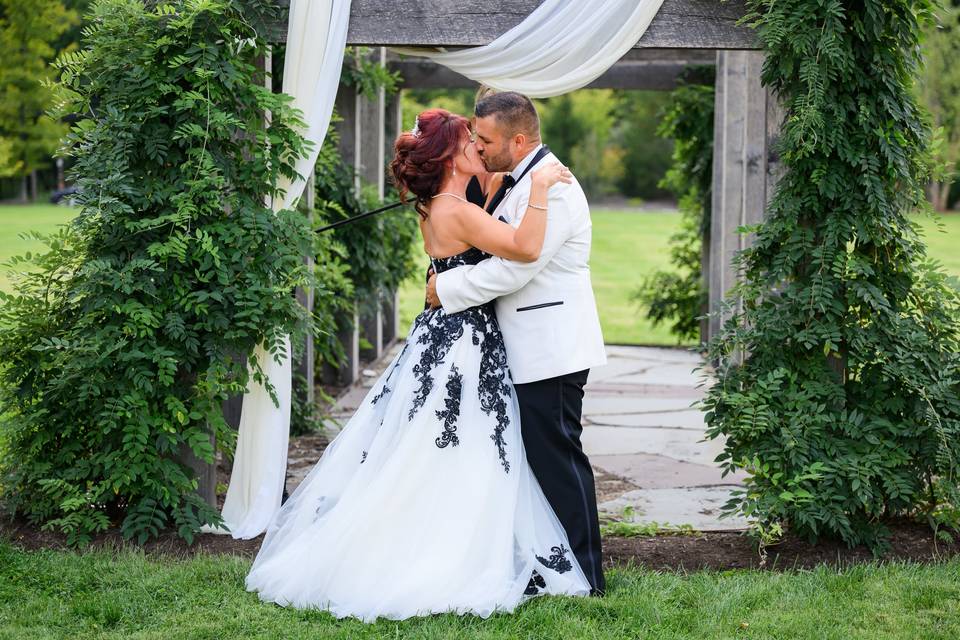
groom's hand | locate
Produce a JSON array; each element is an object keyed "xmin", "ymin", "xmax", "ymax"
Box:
[{"xmin": 426, "ymin": 273, "xmax": 442, "ymax": 308}]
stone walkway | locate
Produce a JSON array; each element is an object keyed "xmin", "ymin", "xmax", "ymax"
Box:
[
  {"xmin": 314, "ymin": 342, "xmax": 749, "ymax": 531},
  {"xmin": 585, "ymin": 345, "xmax": 748, "ymax": 530}
]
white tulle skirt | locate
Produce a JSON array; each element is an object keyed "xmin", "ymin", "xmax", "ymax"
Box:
[{"xmin": 245, "ymin": 305, "xmax": 591, "ymax": 621}]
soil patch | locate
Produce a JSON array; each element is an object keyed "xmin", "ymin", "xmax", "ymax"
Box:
[
  {"xmin": 3, "ymin": 518, "xmax": 956, "ymax": 571},
  {"xmin": 603, "ymin": 521, "xmax": 960, "ymax": 572},
  {"xmin": 5, "ymin": 433, "xmax": 957, "ymax": 571}
]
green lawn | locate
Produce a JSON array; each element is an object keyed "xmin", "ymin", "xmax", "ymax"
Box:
[
  {"xmin": 1, "ymin": 542, "xmax": 958, "ymax": 639},
  {"xmin": 5, "ymin": 204, "xmax": 960, "ymax": 346},
  {"xmin": 399, "ymin": 209, "xmax": 688, "ymax": 346},
  {"xmin": 400, "ymin": 208, "xmax": 960, "ymax": 346},
  {"xmin": 0, "ymin": 203, "xmax": 77, "ymax": 292}
]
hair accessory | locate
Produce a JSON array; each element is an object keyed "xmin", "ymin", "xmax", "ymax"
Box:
[{"xmin": 411, "ymin": 116, "xmax": 421, "ymax": 138}]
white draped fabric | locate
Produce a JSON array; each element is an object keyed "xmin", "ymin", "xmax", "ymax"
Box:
[
  {"xmin": 393, "ymin": 0, "xmax": 666, "ymax": 98},
  {"xmin": 214, "ymin": 0, "xmax": 350, "ymax": 538},
  {"xmin": 218, "ymin": 0, "xmax": 663, "ymax": 537}
]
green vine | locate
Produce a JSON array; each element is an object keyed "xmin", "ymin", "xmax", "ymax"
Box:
[
  {"xmin": 704, "ymin": 0, "xmax": 960, "ymax": 551},
  {"xmin": 340, "ymin": 46, "xmax": 401, "ymax": 100},
  {"xmin": 0, "ymin": 0, "xmax": 314, "ymax": 545}
]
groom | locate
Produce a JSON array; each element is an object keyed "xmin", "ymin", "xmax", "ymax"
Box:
[{"xmin": 426, "ymin": 92, "xmax": 608, "ymax": 595}]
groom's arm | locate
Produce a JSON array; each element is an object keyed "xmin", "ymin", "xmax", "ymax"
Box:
[{"xmin": 435, "ymin": 187, "xmax": 573, "ymax": 314}]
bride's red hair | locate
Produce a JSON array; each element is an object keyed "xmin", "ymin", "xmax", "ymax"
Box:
[{"xmin": 390, "ymin": 108, "xmax": 471, "ymax": 219}]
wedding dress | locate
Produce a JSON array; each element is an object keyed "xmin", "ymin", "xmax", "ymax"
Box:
[{"xmin": 245, "ymin": 247, "xmax": 591, "ymax": 621}]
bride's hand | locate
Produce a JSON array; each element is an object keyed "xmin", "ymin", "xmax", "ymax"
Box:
[{"xmin": 531, "ymin": 162, "xmax": 573, "ymax": 189}]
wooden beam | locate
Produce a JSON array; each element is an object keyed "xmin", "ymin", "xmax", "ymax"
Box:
[
  {"xmin": 391, "ymin": 58, "xmax": 714, "ymax": 91},
  {"xmin": 266, "ymin": 1, "xmax": 757, "ymax": 50}
]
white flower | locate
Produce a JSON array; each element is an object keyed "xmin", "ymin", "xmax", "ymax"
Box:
[{"xmin": 411, "ymin": 116, "xmax": 421, "ymax": 138}]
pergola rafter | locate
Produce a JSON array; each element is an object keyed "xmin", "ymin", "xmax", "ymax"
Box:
[
  {"xmin": 390, "ymin": 50, "xmax": 717, "ymax": 91},
  {"xmin": 265, "ymin": 0, "xmax": 757, "ymax": 50}
]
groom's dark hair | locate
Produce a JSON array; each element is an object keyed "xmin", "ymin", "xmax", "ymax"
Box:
[{"xmin": 475, "ymin": 91, "xmax": 540, "ymax": 140}]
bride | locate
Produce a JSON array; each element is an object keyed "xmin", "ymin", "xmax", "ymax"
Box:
[{"xmin": 245, "ymin": 108, "xmax": 591, "ymax": 621}]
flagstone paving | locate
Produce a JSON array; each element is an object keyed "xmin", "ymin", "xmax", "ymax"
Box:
[{"xmin": 300, "ymin": 342, "xmax": 750, "ymax": 531}]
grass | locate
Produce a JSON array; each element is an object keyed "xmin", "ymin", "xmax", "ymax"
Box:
[
  {"xmin": 0, "ymin": 203, "xmax": 77, "ymax": 292},
  {"xmin": 400, "ymin": 207, "xmax": 960, "ymax": 346},
  {"xmin": 399, "ymin": 208, "xmax": 690, "ymax": 347},
  {"xmin": 1, "ymin": 542, "xmax": 958, "ymax": 639},
  {"xmin": 5, "ymin": 204, "xmax": 960, "ymax": 345}
]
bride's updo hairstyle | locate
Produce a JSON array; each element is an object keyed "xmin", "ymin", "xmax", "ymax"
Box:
[{"xmin": 390, "ymin": 108, "xmax": 471, "ymax": 218}]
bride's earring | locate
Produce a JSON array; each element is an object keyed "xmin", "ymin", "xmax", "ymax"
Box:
[{"xmin": 453, "ymin": 165, "xmax": 457, "ymax": 177}]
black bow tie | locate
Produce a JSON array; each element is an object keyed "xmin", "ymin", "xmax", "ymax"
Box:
[{"xmin": 485, "ymin": 174, "xmax": 516, "ymax": 214}]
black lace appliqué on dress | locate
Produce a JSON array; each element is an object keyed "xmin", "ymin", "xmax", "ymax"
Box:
[
  {"xmin": 406, "ymin": 247, "xmax": 514, "ymax": 473},
  {"xmin": 372, "ymin": 324, "xmax": 419, "ymax": 406},
  {"xmin": 435, "ymin": 364, "xmax": 463, "ymax": 448},
  {"xmin": 536, "ymin": 545, "xmax": 573, "ymax": 574},
  {"xmin": 524, "ymin": 570, "xmax": 547, "ymax": 596}
]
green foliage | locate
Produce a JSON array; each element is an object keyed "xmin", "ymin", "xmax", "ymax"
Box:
[
  {"xmin": 0, "ymin": 0, "xmax": 315, "ymax": 545},
  {"xmin": 402, "ymin": 88, "xmax": 476, "ymax": 131},
  {"xmin": 633, "ymin": 84, "xmax": 714, "ymax": 343},
  {"xmin": 612, "ymin": 90, "xmax": 675, "ymax": 199},
  {"xmin": 704, "ymin": 0, "xmax": 960, "ymax": 551},
  {"xmin": 537, "ymin": 90, "xmax": 624, "ymax": 198},
  {"xmin": 341, "ymin": 47, "xmax": 401, "ymax": 100},
  {"xmin": 918, "ymin": 5, "xmax": 960, "ymax": 210},
  {"xmin": 0, "ymin": 0, "xmax": 78, "ymax": 188},
  {"xmin": 599, "ymin": 520, "xmax": 697, "ymax": 538}
]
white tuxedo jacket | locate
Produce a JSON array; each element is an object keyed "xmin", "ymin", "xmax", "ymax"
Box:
[{"xmin": 436, "ymin": 151, "xmax": 607, "ymax": 384}]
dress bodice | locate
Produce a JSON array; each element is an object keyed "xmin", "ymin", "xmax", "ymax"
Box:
[{"xmin": 431, "ymin": 247, "xmax": 489, "ymax": 274}]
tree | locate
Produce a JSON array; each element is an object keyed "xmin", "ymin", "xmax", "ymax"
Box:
[
  {"xmin": 0, "ymin": 0, "xmax": 78, "ymax": 201},
  {"xmin": 612, "ymin": 90, "xmax": 674, "ymax": 200},
  {"xmin": 538, "ymin": 90, "xmax": 622, "ymax": 198},
  {"xmin": 918, "ymin": 5, "xmax": 960, "ymax": 211}
]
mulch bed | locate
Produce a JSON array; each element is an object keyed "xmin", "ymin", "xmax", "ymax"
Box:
[
  {"xmin": 3, "ymin": 515, "xmax": 957, "ymax": 572},
  {"xmin": 3, "ymin": 434, "xmax": 958, "ymax": 571},
  {"xmin": 602, "ymin": 521, "xmax": 960, "ymax": 572}
]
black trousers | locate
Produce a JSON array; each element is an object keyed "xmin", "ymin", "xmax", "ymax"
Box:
[{"xmin": 514, "ymin": 369, "xmax": 605, "ymax": 595}]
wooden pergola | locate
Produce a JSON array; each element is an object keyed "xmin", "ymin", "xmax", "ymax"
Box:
[{"xmin": 264, "ymin": 0, "xmax": 780, "ymax": 394}]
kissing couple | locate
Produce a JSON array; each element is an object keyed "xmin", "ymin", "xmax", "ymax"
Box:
[{"xmin": 245, "ymin": 91, "xmax": 608, "ymax": 622}]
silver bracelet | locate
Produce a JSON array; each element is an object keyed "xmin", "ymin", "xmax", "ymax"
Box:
[{"xmin": 528, "ymin": 203, "xmax": 548, "ymax": 211}]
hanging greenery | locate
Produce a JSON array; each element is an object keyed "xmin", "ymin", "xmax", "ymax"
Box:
[
  {"xmin": 0, "ymin": 0, "xmax": 315, "ymax": 545},
  {"xmin": 633, "ymin": 83, "xmax": 714, "ymax": 344},
  {"xmin": 704, "ymin": 0, "xmax": 960, "ymax": 551}
]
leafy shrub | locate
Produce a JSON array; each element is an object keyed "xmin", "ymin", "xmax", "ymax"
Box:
[
  {"xmin": 0, "ymin": 0, "xmax": 315, "ymax": 545},
  {"xmin": 704, "ymin": 0, "xmax": 960, "ymax": 551}
]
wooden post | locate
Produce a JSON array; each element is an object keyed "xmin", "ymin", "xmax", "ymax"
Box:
[
  {"xmin": 384, "ymin": 76, "xmax": 402, "ymax": 194},
  {"xmin": 357, "ymin": 47, "xmax": 387, "ymax": 362},
  {"xmin": 295, "ymin": 171, "xmax": 316, "ymax": 405},
  {"xmin": 707, "ymin": 50, "xmax": 779, "ymax": 347},
  {"xmin": 322, "ymin": 305, "xmax": 361, "ymax": 385},
  {"xmin": 179, "ymin": 439, "xmax": 217, "ymax": 507},
  {"xmin": 381, "ymin": 79, "xmax": 403, "ymax": 346},
  {"xmin": 324, "ymin": 70, "xmax": 364, "ymax": 383}
]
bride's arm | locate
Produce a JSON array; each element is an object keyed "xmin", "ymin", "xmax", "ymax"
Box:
[{"xmin": 449, "ymin": 162, "xmax": 570, "ymax": 262}]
